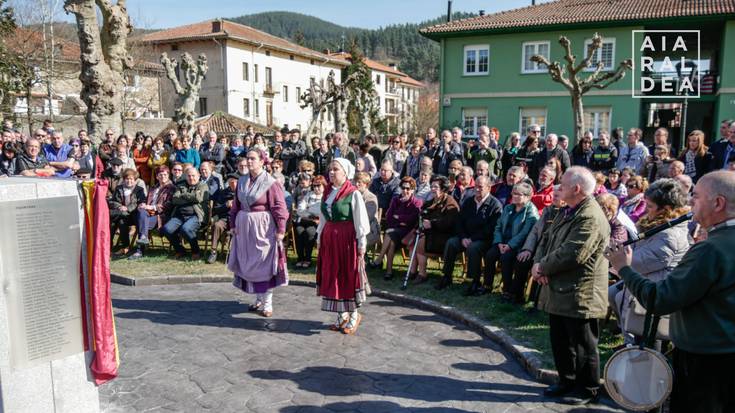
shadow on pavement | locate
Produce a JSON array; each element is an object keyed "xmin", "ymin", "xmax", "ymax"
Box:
[
  {"xmin": 249, "ymin": 366, "xmax": 545, "ymax": 403},
  {"xmin": 280, "ymin": 400, "xmax": 473, "ymax": 412},
  {"xmin": 112, "ymin": 298, "xmax": 326, "ymax": 336}
]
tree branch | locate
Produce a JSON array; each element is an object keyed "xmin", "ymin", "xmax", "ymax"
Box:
[
  {"xmin": 160, "ymin": 52, "xmax": 184, "ymax": 95},
  {"xmin": 583, "ymin": 59, "xmax": 633, "ymax": 92},
  {"xmin": 531, "ymin": 54, "xmax": 573, "ymax": 91},
  {"xmin": 574, "ymin": 32, "xmax": 602, "ymax": 74}
]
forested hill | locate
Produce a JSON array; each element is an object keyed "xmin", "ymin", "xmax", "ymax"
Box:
[{"xmin": 227, "ymin": 11, "xmax": 477, "ymax": 83}]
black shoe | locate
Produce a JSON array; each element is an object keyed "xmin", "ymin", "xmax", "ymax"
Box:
[
  {"xmin": 559, "ymin": 388, "xmax": 599, "ymax": 405},
  {"xmin": 367, "ymin": 260, "xmax": 382, "ymax": 270},
  {"xmin": 463, "ymin": 282, "xmax": 479, "ymax": 296},
  {"xmin": 475, "ymin": 286, "xmax": 492, "ymax": 296},
  {"xmin": 383, "ymin": 272, "xmax": 394, "ymax": 280},
  {"xmin": 435, "ymin": 277, "xmax": 452, "ymax": 290},
  {"xmin": 543, "ymin": 383, "xmax": 575, "ymax": 398}
]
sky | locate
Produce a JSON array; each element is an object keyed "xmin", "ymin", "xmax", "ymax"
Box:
[{"xmin": 50, "ymin": 0, "xmax": 549, "ymax": 30}]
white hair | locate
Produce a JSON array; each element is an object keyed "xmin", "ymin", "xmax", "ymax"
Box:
[
  {"xmin": 701, "ymin": 171, "xmax": 735, "ymax": 216},
  {"xmin": 565, "ymin": 166, "xmax": 596, "ymax": 196}
]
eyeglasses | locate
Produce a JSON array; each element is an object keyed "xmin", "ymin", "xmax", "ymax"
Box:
[
  {"xmin": 172, "ymin": 168, "xmax": 183, "ymax": 172},
  {"xmin": 311, "ymin": 185, "xmax": 321, "ymax": 189},
  {"xmin": 400, "ymin": 186, "xmax": 412, "ymax": 190},
  {"xmin": 511, "ymin": 192, "xmax": 527, "ymax": 196},
  {"xmin": 627, "ymin": 184, "xmax": 637, "ymax": 189}
]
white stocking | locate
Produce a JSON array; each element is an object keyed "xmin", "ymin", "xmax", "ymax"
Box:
[
  {"xmin": 262, "ymin": 290, "xmax": 273, "ymax": 312},
  {"xmin": 346, "ymin": 310, "xmax": 359, "ymax": 328}
]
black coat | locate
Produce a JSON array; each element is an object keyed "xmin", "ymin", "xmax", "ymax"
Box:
[
  {"xmin": 679, "ymin": 150, "xmax": 715, "ymax": 182},
  {"xmin": 710, "ymin": 140, "xmax": 733, "ymax": 171},
  {"xmin": 533, "ymin": 147, "xmax": 570, "ymax": 182},
  {"xmin": 455, "ymin": 194, "xmax": 503, "ymax": 242}
]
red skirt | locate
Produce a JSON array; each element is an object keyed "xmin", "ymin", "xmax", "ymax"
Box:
[{"xmin": 316, "ymin": 220, "xmax": 366, "ymax": 312}]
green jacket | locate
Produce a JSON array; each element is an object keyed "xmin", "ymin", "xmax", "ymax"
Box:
[
  {"xmin": 171, "ymin": 181, "xmax": 210, "ymax": 223},
  {"xmin": 534, "ymin": 197, "xmax": 610, "ymax": 319},
  {"xmin": 620, "ymin": 222, "xmax": 735, "ymax": 354},
  {"xmin": 493, "ymin": 202, "xmax": 539, "ymax": 250}
]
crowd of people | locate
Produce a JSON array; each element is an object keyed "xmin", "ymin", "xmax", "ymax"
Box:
[{"xmin": 2, "ymin": 117, "xmax": 735, "ymax": 408}]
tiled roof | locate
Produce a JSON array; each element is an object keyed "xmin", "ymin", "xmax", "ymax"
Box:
[
  {"xmin": 6, "ymin": 27, "xmax": 163, "ymax": 71},
  {"xmin": 140, "ymin": 19, "xmax": 348, "ymax": 67},
  {"xmin": 6, "ymin": 27, "xmax": 81, "ymax": 62},
  {"xmin": 421, "ymin": 0, "xmax": 735, "ymax": 36},
  {"xmin": 328, "ymin": 52, "xmax": 424, "ymax": 88},
  {"xmin": 156, "ymin": 112, "xmax": 278, "ymax": 139}
]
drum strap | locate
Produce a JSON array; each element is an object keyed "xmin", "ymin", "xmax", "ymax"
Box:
[{"xmin": 642, "ymin": 288, "xmax": 661, "ymax": 349}]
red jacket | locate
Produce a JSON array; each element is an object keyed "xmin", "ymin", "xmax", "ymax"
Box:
[{"xmin": 531, "ymin": 184, "xmax": 553, "ymax": 214}]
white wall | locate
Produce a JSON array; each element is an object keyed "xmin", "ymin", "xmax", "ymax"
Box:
[{"xmin": 225, "ymin": 41, "xmax": 344, "ymax": 132}]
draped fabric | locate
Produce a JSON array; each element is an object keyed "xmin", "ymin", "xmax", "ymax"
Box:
[{"xmin": 86, "ymin": 179, "xmax": 119, "ymax": 385}]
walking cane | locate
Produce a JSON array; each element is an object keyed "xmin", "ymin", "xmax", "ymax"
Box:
[{"xmin": 401, "ymin": 214, "xmax": 425, "ymax": 290}]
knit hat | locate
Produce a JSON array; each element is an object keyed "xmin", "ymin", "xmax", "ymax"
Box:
[{"xmin": 333, "ymin": 157, "xmax": 355, "ymax": 180}]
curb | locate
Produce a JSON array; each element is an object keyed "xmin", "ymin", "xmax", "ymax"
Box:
[{"xmin": 111, "ymin": 272, "xmax": 559, "ymax": 384}]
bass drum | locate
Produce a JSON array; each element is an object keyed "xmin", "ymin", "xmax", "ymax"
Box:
[{"xmin": 604, "ymin": 346, "xmax": 673, "ymax": 411}]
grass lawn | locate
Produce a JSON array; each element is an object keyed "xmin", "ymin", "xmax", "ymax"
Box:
[{"xmin": 110, "ymin": 243, "xmax": 623, "ymax": 369}]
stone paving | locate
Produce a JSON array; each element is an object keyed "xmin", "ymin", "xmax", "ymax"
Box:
[{"xmin": 101, "ymin": 283, "xmax": 626, "ymax": 413}]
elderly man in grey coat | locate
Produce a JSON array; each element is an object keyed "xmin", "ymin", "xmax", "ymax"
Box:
[{"xmin": 532, "ymin": 166, "xmax": 610, "ymax": 405}]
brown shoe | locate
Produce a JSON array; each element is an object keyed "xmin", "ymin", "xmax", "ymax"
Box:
[{"xmin": 342, "ymin": 313, "xmax": 362, "ymax": 335}]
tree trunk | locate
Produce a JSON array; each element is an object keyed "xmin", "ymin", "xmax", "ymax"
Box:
[
  {"xmin": 64, "ymin": 0, "xmax": 131, "ymax": 144},
  {"xmin": 571, "ymin": 91, "xmax": 585, "ymax": 145}
]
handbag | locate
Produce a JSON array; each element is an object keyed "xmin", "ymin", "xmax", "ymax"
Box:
[{"xmin": 624, "ymin": 295, "xmax": 670, "ymax": 341}]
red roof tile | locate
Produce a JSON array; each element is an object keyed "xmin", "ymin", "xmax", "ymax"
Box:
[
  {"xmin": 421, "ymin": 0, "xmax": 735, "ymax": 36},
  {"xmin": 328, "ymin": 52, "xmax": 424, "ymax": 88},
  {"xmin": 6, "ymin": 27, "xmax": 162, "ymax": 71},
  {"xmin": 141, "ymin": 19, "xmax": 348, "ymax": 67}
]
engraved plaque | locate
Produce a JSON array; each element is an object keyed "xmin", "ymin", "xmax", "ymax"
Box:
[{"xmin": 0, "ymin": 196, "xmax": 83, "ymax": 369}]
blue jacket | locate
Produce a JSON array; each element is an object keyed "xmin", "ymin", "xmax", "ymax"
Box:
[
  {"xmin": 175, "ymin": 148, "xmax": 201, "ymax": 168},
  {"xmin": 493, "ymin": 202, "xmax": 539, "ymax": 250}
]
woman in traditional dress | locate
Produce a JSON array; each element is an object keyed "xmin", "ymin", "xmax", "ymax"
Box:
[
  {"xmin": 227, "ymin": 148, "xmax": 289, "ymax": 317},
  {"xmin": 316, "ymin": 158, "xmax": 370, "ymax": 335}
]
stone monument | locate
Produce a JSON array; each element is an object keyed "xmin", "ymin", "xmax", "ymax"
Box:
[{"xmin": 0, "ymin": 178, "xmax": 100, "ymax": 413}]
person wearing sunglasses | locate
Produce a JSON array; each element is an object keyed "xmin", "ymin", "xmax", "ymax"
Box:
[
  {"xmin": 621, "ymin": 175, "xmax": 649, "ymax": 223},
  {"xmin": 369, "ymin": 177, "xmax": 422, "ymax": 280}
]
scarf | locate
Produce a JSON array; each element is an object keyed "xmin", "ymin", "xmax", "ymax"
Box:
[
  {"xmin": 636, "ymin": 206, "xmax": 690, "ymax": 232},
  {"xmin": 230, "ymin": 145, "xmax": 244, "ymax": 156},
  {"xmin": 239, "ymin": 170, "xmax": 275, "ymax": 207},
  {"xmin": 322, "ymin": 179, "xmax": 357, "ymax": 210}
]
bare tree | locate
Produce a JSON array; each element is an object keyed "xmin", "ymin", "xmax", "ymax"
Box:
[
  {"xmin": 160, "ymin": 52, "xmax": 208, "ymax": 139},
  {"xmin": 63, "ymin": 0, "xmax": 133, "ymax": 143},
  {"xmin": 414, "ymin": 83, "xmax": 438, "ymax": 135},
  {"xmin": 531, "ymin": 33, "xmax": 631, "ymax": 142}
]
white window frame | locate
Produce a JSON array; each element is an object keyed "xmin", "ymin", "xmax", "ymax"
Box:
[
  {"xmin": 584, "ymin": 38, "xmax": 615, "ymax": 71},
  {"xmin": 583, "ymin": 106, "xmax": 612, "ymax": 138},
  {"xmin": 463, "ymin": 45, "xmax": 490, "ymax": 76},
  {"xmin": 521, "ymin": 41, "xmax": 550, "ymax": 74},
  {"xmin": 518, "ymin": 107, "xmax": 548, "ymax": 139},
  {"xmin": 462, "ymin": 108, "xmax": 488, "ymax": 138}
]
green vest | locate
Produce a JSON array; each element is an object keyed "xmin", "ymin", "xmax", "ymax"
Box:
[{"xmin": 322, "ymin": 192, "xmax": 354, "ymax": 222}]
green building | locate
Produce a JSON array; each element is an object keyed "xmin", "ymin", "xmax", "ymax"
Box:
[{"xmin": 421, "ymin": 0, "xmax": 735, "ymax": 148}]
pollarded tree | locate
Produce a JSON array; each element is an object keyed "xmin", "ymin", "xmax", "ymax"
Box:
[
  {"xmin": 531, "ymin": 33, "xmax": 632, "ymax": 143},
  {"xmin": 63, "ymin": 0, "xmax": 133, "ymax": 143},
  {"xmin": 160, "ymin": 52, "xmax": 208, "ymax": 139}
]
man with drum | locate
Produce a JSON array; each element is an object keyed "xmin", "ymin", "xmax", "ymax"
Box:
[{"xmin": 607, "ymin": 170, "xmax": 735, "ymax": 413}]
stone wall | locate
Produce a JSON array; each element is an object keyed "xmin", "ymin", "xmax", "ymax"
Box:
[{"xmin": 14, "ymin": 115, "xmax": 172, "ymax": 138}]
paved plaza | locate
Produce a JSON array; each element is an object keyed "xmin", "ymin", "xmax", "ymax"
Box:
[{"xmin": 101, "ymin": 283, "xmax": 626, "ymax": 413}]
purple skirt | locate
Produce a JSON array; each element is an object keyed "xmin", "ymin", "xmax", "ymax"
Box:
[{"xmin": 227, "ymin": 210, "xmax": 288, "ymax": 294}]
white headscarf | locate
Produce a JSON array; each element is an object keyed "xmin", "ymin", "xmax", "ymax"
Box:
[{"xmin": 333, "ymin": 157, "xmax": 355, "ymax": 180}]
